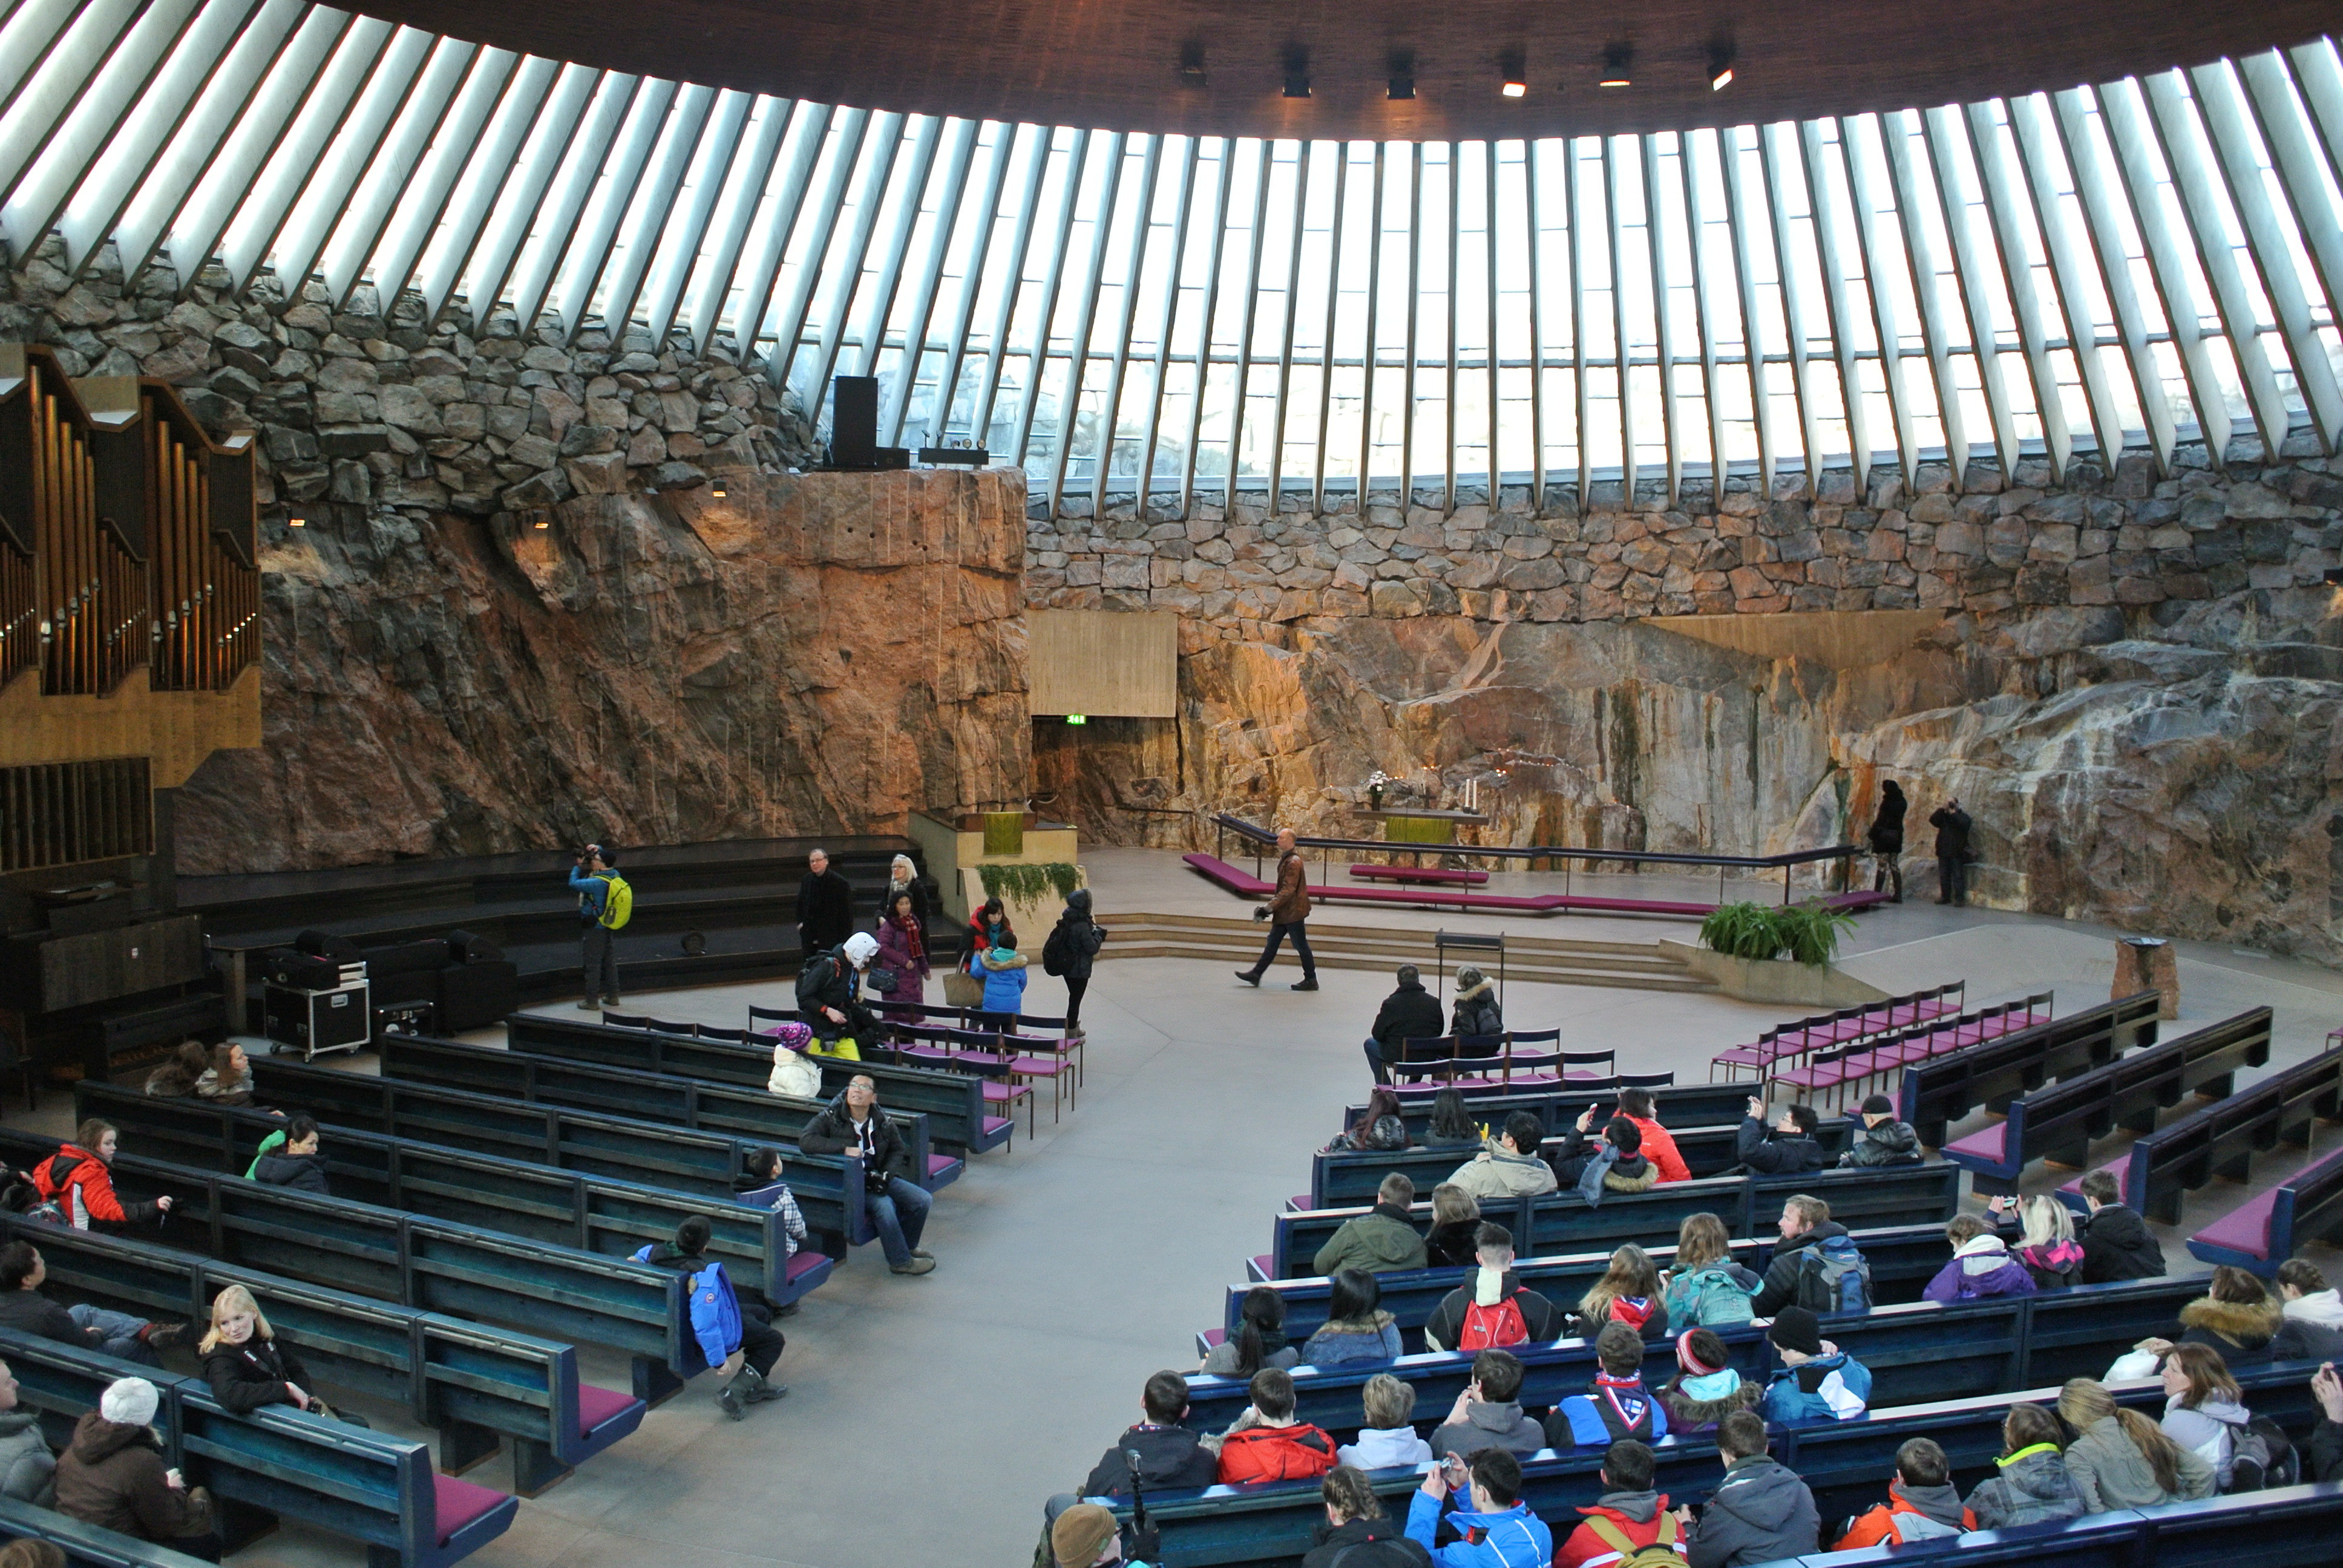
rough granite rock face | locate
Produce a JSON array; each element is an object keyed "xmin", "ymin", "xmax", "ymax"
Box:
[{"xmin": 171, "ymin": 467, "xmax": 1029, "ymax": 872}]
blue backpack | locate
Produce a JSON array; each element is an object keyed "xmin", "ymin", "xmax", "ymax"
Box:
[
  {"xmin": 1668, "ymin": 1264, "xmax": 1757, "ymax": 1326},
  {"xmin": 1795, "ymin": 1234, "xmax": 1873, "ymax": 1314}
]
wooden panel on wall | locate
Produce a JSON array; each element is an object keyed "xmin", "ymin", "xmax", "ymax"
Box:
[
  {"xmin": 1027, "ymin": 609, "xmax": 1178, "ymax": 718},
  {"xmin": 0, "ymin": 665, "xmax": 260, "ymax": 786}
]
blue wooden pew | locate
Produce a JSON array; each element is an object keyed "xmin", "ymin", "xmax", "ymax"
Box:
[
  {"xmin": 1942, "ymin": 1008, "xmax": 2272, "ymax": 1192},
  {"xmin": 1100, "ymin": 1364, "xmax": 2319, "ymax": 1568},
  {"xmin": 503, "ymin": 1011, "xmax": 1011, "ymax": 1154},
  {"xmin": 1177, "ymin": 1276, "xmax": 2209, "ymax": 1439},
  {"xmin": 0, "ymin": 1128, "xmax": 695, "ymax": 1406},
  {"xmin": 1206, "ymin": 1223, "xmax": 1961, "ymax": 1356},
  {"xmin": 75, "ymin": 1082, "xmax": 837, "ymax": 1309},
  {"xmin": 2189, "ymin": 1138, "xmax": 2343, "ymax": 1276},
  {"xmin": 0, "ymin": 1495, "xmax": 217, "ymax": 1568},
  {"xmin": 1308, "ymin": 1119, "xmax": 1858, "ymax": 1207},
  {"xmin": 0, "ymin": 1213, "xmax": 641, "ymax": 1497},
  {"xmin": 1793, "ymin": 1484, "xmax": 2343, "ymax": 1568},
  {"xmin": 0, "ymin": 1327, "xmax": 519, "ymax": 1568},
  {"xmin": 1899, "ymin": 990, "xmax": 2163, "ymax": 1149},
  {"xmin": 1340, "ymin": 1082, "xmax": 1765, "ymax": 1143}
]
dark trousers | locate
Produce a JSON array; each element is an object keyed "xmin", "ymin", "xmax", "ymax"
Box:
[
  {"xmin": 1938, "ymin": 855, "xmax": 1968, "ymax": 905},
  {"xmin": 1363, "ymin": 1038, "xmax": 1392, "ymax": 1085},
  {"xmin": 1063, "ymin": 975, "xmax": 1089, "ymax": 1029},
  {"xmin": 1872, "ymin": 852, "xmax": 1902, "ymax": 902},
  {"xmin": 1251, "ymin": 920, "xmax": 1315, "ymax": 978},
  {"xmin": 582, "ymin": 924, "xmax": 620, "ymax": 999},
  {"xmin": 736, "ymin": 1298, "xmax": 785, "ymax": 1379}
]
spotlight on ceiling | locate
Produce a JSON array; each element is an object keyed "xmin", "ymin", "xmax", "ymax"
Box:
[
  {"xmin": 1283, "ymin": 50, "xmax": 1310, "ymax": 99},
  {"xmin": 710, "ymin": 479, "xmax": 727, "ymax": 498},
  {"xmin": 1178, "ymin": 41, "xmax": 1205, "ymax": 88},
  {"xmin": 534, "ymin": 512, "xmax": 549, "ymax": 529},
  {"xmin": 1499, "ymin": 48, "xmax": 1527, "ymax": 98},
  {"xmin": 287, "ymin": 514, "xmax": 305, "ymax": 528},
  {"xmin": 1709, "ymin": 42, "xmax": 1736, "ymax": 91},
  {"xmin": 1599, "ymin": 42, "xmax": 1633, "ymax": 88},
  {"xmin": 2327, "ymin": 567, "xmax": 2343, "ymax": 586},
  {"xmin": 1388, "ymin": 50, "xmax": 1414, "ymax": 100}
]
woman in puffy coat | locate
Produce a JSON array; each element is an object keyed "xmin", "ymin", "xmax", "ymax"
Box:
[
  {"xmin": 765, "ymin": 1021, "xmax": 822, "ymax": 1099},
  {"xmin": 873, "ymin": 890, "xmax": 931, "ymax": 1034},
  {"xmin": 1965, "ymin": 1403, "xmax": 2085, "ymax": 1529},
  {"xmin": 1323, "ymin": 1087, "xmax": 1409, "ymax": 1154},
  {"xmin": 30, "ymin": 1122, "xmax": 171, "ymax": 1232}
]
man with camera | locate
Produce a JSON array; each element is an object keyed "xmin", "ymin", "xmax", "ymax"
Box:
[
  {"xmin": 569, "ymin": 844, "xmax": 625, "ymax": 1010},
  {"xmin": 797, "ymin": 1074, "xmax": 936, "ymax": 1275}
]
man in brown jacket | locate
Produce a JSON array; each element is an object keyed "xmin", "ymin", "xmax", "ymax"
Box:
[{"xmin": 1235, "ymin": 828, "xmax": 1319, "ymax": 990}]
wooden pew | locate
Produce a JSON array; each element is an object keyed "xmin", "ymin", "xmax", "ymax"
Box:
[
  {"xmin": 1942, "ymin": 1008, "xmax": 2273, "ymax": 1191},
  {"xmin": 1898, "ymin": 990, "xmax": 2163, "ymax": 1148},
  {"xmin": 0, "ymin": 1494, "xmax": 217, "ymax": 1568},
  {"xmin": 503, "ymin": 1012, "xmax": 1009, "ymax": 1153},
  {"xmin": 1308, "ymin": 1119, "xmax": 1858, "ymax": 1207},
  {"xmin": 1342, "ymin": 1081, "xmax": 1800, "ymax": 1142},
  {"xmin": 0, "ymin": 1129, "xmax": 694, "ymax": 1405},
  {"xmin": 2189, "ymin": 1140, "xmax": 2343, "ymax": 1277},
  {"xmin": 75, "ymin": 1083, "xmax": 837, "ymax": 1309},
  {"xmin": 0, "ymin": 1326, "xmax": 519, "ymax": 1568},
  {"xmin": 0, "ymin": 1215, "xmax": 641, "ymax": 1497}
]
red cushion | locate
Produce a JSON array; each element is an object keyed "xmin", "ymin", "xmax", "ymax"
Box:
[
  {"xmin": 575, "ymin": 1383, "xmax": 638, "ymax": 1436},
  {"xmin": 432, "ymin": 1474, "xmax": 513, "ymax": 1543},
  {"xmin": 2193, "ymin": 1192, "xmax": 2278, "ymax": 1258},
  {"xmin": 980, "ymin": 1116, "xmax": 1011, "ymax": 1135},
  {"xmin": 784, "ymin": 1250, "xmax": 828, "ymax": 1281},
  {"xmin": 1944, "ymin": 1124, "xmax": 2010, "ymax": 1162}
]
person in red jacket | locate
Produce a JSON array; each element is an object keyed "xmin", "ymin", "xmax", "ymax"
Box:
[
  {"xmin": 1832, "ymin": 1437, "xmax": 1974, "ymax": 1549},
  {"xmin": 30, "ymin": 1122, "xmax": 172, "ymax": 1232},
  {"xmin": 1214, "ymin": 1368, "xmax": 1337, "ymax": 1485},
  {"xmin": 1615, "ymin": 1089, "xmax": 1692, "ymax": 1184},
  {"xmin": 1555, "ymin": 1439, "xmax": 1684, "ymax": 1567}
]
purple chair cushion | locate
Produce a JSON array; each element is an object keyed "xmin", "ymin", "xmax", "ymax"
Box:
[
  {"xmin": 433, "ymin": 1474, "xmax": 513, "ymax": 1544},
  {"xmin": 576, "ymin": 1384, "xmax": 638, "ymax": 1436},
  {"xmin": 2193, "ymin": 1193, "xmax": 2278, "ymax": 1259}
]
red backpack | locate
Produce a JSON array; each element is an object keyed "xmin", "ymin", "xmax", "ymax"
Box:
[{"xmin": 1457, "ymin": 1293, "xmax": 1529, "ymax": 1349}]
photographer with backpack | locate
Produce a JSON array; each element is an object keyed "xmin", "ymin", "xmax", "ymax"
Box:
[
  {"xmin": 569, "ymin": 844, "xmax": 631, "ymax": 1011},
  {"xmin": 1042, "ymin": 889, "xmax": 1106, "ymax": 1036},
  {"xmin": 796, "ymin": 931, "xmax": 883, "ymax": 1057},
  {"xmin": 1749, "ymin": 1195, "xmax": 1870, "ymax": 1318}
]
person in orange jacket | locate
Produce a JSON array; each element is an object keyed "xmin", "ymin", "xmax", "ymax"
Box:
[
  {"xmin": 1832, "ymin": 1437, "xmax": 1974, "ymax": 1550},
  {"xmin": 1553, "ymin": 1439, "xmax": 1684, "ymax": 1567},
  {"xmin": 30, "ymin": 1122, "xmax": 173, "ymax": 1232},
  {"xmin": 1615, "ymin": 1089, "xmax": 1693, "ymax": 1184},
  {"xmin": 1214, "ymin": 1368, "xmax": 1337, "ymax": 1485}
]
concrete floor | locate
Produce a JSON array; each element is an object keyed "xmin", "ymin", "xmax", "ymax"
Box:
[{"xmin": 12, "ymin": 846, "xmax": 2342, "ymax": 1566}]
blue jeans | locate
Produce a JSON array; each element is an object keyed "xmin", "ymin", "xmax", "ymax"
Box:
[
  {"xmin": 1252, "ymin": 920, "xmax": 1315, "ymax": 978},
  {"xmin": 868, "ymin": 1176, "xmax": 932, "ymax": 1267},
  {"xmin": 71, "ymin": 1303, "xmax": 159, "ymax": 1366},
  {"xmin": 1364, "ymin": 1037, "xmax": 1391, "ymax": 1085}
]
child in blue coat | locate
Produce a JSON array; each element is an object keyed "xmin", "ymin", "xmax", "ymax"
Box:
[{"xmin": 978, "ymin": 941, "xmax": 1028, "ymax": 1024}]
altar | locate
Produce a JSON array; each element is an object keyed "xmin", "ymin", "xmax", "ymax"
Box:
[{"xmin": 1356, "ymin": 806, "xmax": 1489, "ymax": 846}]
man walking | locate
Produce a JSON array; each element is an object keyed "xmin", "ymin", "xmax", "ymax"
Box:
[
  {"xmin": 796, "ymin": 848, "xmax": 854, "ymax": 958},
  {"xmin": 569, "ymin": 843, "xmax": 625, "ymax": 1010},
  {"xmin": 1236, "ymin": 828, "xmax": 1317, "ymax": 991},
  {"xmin": 1927, "ymin": 797, "xmax": 1974, "ymax": 907}
]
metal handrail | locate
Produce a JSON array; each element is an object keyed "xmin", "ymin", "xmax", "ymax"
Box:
[{"xmin": 1207, "ymin": 812, "xmax": 1866, "ymax": 907}]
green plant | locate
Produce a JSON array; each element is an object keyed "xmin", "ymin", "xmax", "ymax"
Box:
[
  {"xmin": 975, "ymin": 861, "xmax": 1080, "ymax": 905},
  {"xmin": 1697, "ymin": 899, "xmax": 1855, "ymax": 967},
  {"xmin": 1699, "ymin": 901, "xmax": 1783, "ymax": 962},
  {"xmin": 1774, "ymin": 900, "xmax": 1856, "ymax": 967}
]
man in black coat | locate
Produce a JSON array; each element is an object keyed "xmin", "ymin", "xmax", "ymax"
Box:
[
  {"xmin": 795, "ymin": 848, "xmax": 854, "ymax": 957},
  {"xmin": 1927, "ymin": 798, "xmax": 1974, "ymax": 906},
  {"xmin": 797, "ymin": 1075, "xmax": 935, "ymax": 1276},
  {"xmin": 1734, "ymin": 1099, "xmax": 1829, "ymax": 1175},
  {"xmin": 1362, "ymin": 964, "xmax": 1446, "ymax": 1085},
  {"xmin": 1750, "ymin": 1195, "xmax": 1852, "ymax": 1316},
  {"xmin": 2075, "ymin": 1169, "xmax": 2167, "ymax": 1283}
]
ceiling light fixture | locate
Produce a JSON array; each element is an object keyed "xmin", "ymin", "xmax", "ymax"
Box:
[
  {"xmin": 1499, "ymin": 48, "xmax": 1527, "ymax": 98},
  {"xmin": 287, "ymin": 514, "xmax": 304, "ymax": 528},
  {"xmin": 710, "ymin": 479, "xmax": 727, "ymax": 498},
  {"xmin": 1600, "ymin": 42, "xmax": 1633, "ymax": 88},
  {"xmin": 1709, "ymin": 42, "xmax": 1736, "ymax": 91},
  {"xmin": 1388, "ymin": 50, "xmax": 1415, "ymax": 100},
  {"xmin": 1283, "ymin": 46, "xmax": 1310, "ymax": 99},
  {"xmin": 1178, "ymin": 42, "xmax": 1205, "ymax": 88}
]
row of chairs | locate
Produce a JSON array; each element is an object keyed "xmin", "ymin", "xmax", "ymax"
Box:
[
  {"xmin": 1707, "ymin": 981, "xmax": 1970, "ymax": 1083},
  {"xmin": 1385, "ymin": 1034, "xmax": 1679, "ymax": 1094},
  {"xmin": 1771, "ymin": 992, "xmax": 2056, "ymax": 1108}
]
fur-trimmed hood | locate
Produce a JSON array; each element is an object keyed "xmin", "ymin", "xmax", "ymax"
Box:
[
  {"xmin": 1660, "ymin": 1372, "xmax": 1761, "ymax": 1428},
  {"xmin": 1454, "ymin": 976, "xmax": 1496, "ymax": 1003},
  {"xmin": 2180, "ymin": 1295, "xmax": 2282, "ymax": 1345}
]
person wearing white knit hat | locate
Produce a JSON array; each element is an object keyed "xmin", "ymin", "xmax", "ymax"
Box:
[{"xmin": 53, "ymin": 1377, "xmax": 213, "ymax": 1542}]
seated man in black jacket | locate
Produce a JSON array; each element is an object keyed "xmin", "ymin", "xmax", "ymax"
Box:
[
  {"xmin": 2075, "ymin": 1169, "xmax": 2166, "ymax": 1283},
  {"xmin": 1735, "ymin": 1099, "xmax": 1827, "ymax": 1175},
  {"xmin": 1362, "ymin": 965, "xmax": 1446, "ymax": 1086},
  {"xmin": 1037, "ymin": 1370, "xmax": 1209, "ymax": 1555},
  {"xmin": 0, "ymin": 1243, "xmax": 183, "ymax": 1366},
  {"xmin": 797, "ymin": 1075, "xmax": 935, "ymax": 1275}
]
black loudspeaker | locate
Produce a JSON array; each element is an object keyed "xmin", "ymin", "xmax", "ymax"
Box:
[
  {"xmin": 831, "ymin": 376, "xmax": 878, "ymax": 467},
  {"xmin": 293, "ymin": 929, "xmax": 364, "ymax": 962},
  {"xmin": 446, "ymin": 929, "xmax": 503, "ymax": 965}
]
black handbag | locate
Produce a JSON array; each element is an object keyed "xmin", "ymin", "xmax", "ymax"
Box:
[{"xmin": 867, "ymin": 966, "xmax": 900, "ymax": 996}]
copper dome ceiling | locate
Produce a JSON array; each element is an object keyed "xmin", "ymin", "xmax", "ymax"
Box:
[{"xmin": 347, "ymin": 1, "xmax": 2341, "ymax": 139}]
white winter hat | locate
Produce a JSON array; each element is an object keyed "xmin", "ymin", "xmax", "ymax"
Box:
[
  {"xmin": 100, "ymin": 1376, "xmax": 159, "ymax": 1428},
  {"xmin": 842, "ymin": 931, "xmax": 880, "ymax": 966}
]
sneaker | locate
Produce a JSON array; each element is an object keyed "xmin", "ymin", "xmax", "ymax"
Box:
[
  {"xmin": 910, "ymin": 1247, "xmax": 932, "ymax": 1259},
  {"xmin": 718, "ymin": 1380, "xmax": 746, "ymax": 1420},
  {"xmin": 142, "ymin": 1322, "xmax": 190, "ymax": 1351},
  {"xmin": 745, "ymin": 1382, "xmax": 788, "ymax": 1403},
  {"xmin": 890, "ymin": 1257, "xmax": 937, "ymax": 1275},
  {"xmin": 775, "ymin": 1302, "xmax": 801, "ymax": 1318},
  {"xmin": 1291, "ymin": 978, "xmax": 1319, "ymax": 991},
  {"xmin": 575, "ymin": 996, "xmax": 601, "ymax": 1010},
  {"xmin": 1233, "ymin": 970, "xmax": 1262, "ymax": 987}
]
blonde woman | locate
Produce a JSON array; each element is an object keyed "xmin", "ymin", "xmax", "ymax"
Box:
[
  {"xmin": 200, "ymin": 1287, "xmax": 327, "ymax": 1419},
  {"xmin": 882, "ymin": 855, "xmax": 928, "ymax": 929},
  {"xmin": 1569, "ymin": 1244, "xmax": 1671, "ymax": 1340},
  {"xmin": 2057, "ymin": 1377, "xmax": 2214, "ymax": 1509}
]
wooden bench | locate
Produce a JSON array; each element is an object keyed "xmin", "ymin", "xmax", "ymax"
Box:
[
  {"xmin": 2188, "ymin": 1140, "xmax": 2343, "ymax": 1276},
  {"xmin": 1899, "ymin": 990, "xmax": 2163, "ymax": 1148},
  {"xmin": 1772, "ymin": 994, "xmax": 2056, "ymax": 1109},
  {"xmin": 0, "ymin": 1326, "xmax": 519, "ymax": 1568},
  {"xmin": 76, "ymin": 1082, "xmax": 837, "ymax": 1310},
  {"xmin": 0, "ymin": 1494, "xmax": 217, "ymax": 1568},
  {"xmin": 1347, "ymin": 864, "xmax": 1490, "ymax": 886},
  {"xmin": 2057, "ymin": 1039, "xmax": 2343, "ymax": 1224},
  {"xmin": 1307, "ymin": 1117, "xmax": 1858, "ymax": 1207},
  {"xmin": 1345, "ymin": 1080, "xmax": 1757, "ymax": 1133},
  {"xmin": 0, "ymin": 1128, "xmax": 696, "ymax": 1406},
  {"xmin": 1942, "ymin": 1008, "xmax": 2273, "ymax": 1191},
  {"xmin": 1108, "ymin": 1365, "xmax": 2317, "ymax": 1568},
  {"xmin": 0, "ymin": 1214, "xmax": 640, "ymax": 1497},
  {"xmin": 506, "ymin": 1011, "xmax": 1010, "ymax": 1154}
]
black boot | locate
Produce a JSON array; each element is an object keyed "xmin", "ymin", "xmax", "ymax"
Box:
[{"xmin": 1234, "ymin": 969, "xmax": 1262, "ymax": 987}]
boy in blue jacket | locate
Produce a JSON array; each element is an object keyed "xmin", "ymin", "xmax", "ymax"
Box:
[
  {"xmin": 1761, "ymin": 1307, "xmax": 1872, "ymax": 1423},
  {"xmin": 1405, "ymin": 1445, "xmax": 1553, "ymax": 1567},
  {"xmin": 633, "ymin": 1215, "xmax": 786, "ymax": 1419},
  {"xmin": 979, "ymin": 940, "xmax": 1029, "ymax": 1025}
]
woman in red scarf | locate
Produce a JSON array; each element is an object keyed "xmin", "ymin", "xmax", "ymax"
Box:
[
  {"xmin": 1567, "ymin": 1244, "xmax": 1673, "ymax": 1341},
  {"xmin": 874, "ymin": 890, "xmax": 931, "ymax": 1036}
]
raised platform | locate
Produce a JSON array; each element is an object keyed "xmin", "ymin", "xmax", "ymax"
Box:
[{"xmin": 1182, "ymin": 852, "xmax": 1889, "ymax": 921}]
